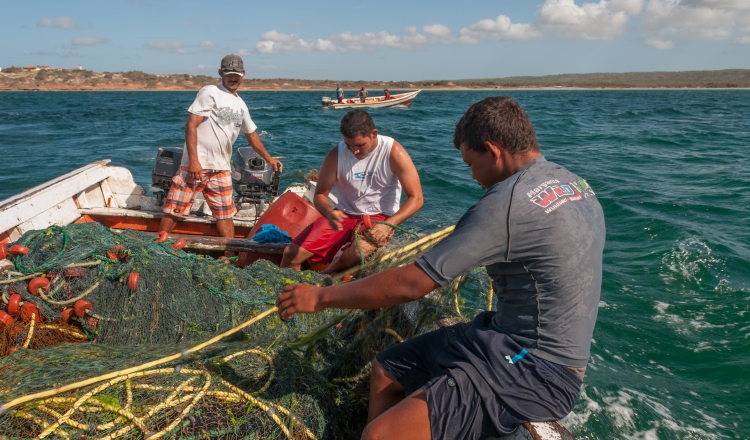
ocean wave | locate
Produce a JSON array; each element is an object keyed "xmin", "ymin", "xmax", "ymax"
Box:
[{"xmin": 257, "ymin": 130, "xmax": 276, "ymax": 139}]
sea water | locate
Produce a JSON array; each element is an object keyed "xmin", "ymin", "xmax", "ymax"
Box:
[{"xmin": 1, "ymin": 90, "xmax": 749, "ymax": 439}]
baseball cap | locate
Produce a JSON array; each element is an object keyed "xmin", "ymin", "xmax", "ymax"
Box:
[{"xmin": 221, "ymin": 54, "xmax": 244, "ymax": 75}]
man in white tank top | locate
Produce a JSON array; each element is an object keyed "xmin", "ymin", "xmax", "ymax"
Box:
[{"xmin": 281, "ymin": 110, "xmax": 423, "ymax": 273}]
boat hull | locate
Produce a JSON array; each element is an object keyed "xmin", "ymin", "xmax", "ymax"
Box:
[{"xmin": 324, "ymin": 90, "xmax": 421, "ymax": 109}]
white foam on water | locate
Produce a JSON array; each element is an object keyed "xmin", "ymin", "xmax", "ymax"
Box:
[
  {"xmin": 256, "ymin": 130, "xmax": 276, "ymax": 139},
  {"xmin": 599, "ymin": 300, "xmax": 609, "ymax": 308},
  {"xmin": 660, "ymin": 238, "xmax": 721, "ymax": 286}
]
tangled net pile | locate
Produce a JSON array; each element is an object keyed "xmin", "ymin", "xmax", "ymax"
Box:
[{"xmin": 0, "ymin": 223, "xmax": 492, "ymax": 439}]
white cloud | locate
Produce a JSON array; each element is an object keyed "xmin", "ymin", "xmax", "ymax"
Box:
[
  {"xmin": 642, "ymin": 0, "xmax": 749, "ymax": 41},
  {"xmin": 735, "ymin": 35, "xmax": 750, "ymax": 44},
  {"xmin": 423, "ymin": 24, "xmax": 451, "ymax": 37},
  {"xmin": 145, "ymin": 40, "xmax": 188, "ymax": 54},
  {"xmin": 644, "ymin": 37, "xmax": 675, "ymax": 48},
  {"xmin": 459, "ymin": 15, "xmax": 543, "ymax": 42},
  {"xmin": 72, "ymin": 36, "xmax": 105, "ymax": 46},
  {"xmin": 536, "ymin": 0, "xmax": 642, "ymax": 39},
  {"xmin": 37, "ymin": 16, "xmax": 79, "ymax": 30},
  {"xmin": 238, "ymin": 49, "xmax": 253, "ymax": 56},
  {"xmin": 200, "ymin": 40, "xmax": 215, "ymax": 47},
  {"xmin": 255, "ymin": 27, "xmax": 441, "ymax": 54}
]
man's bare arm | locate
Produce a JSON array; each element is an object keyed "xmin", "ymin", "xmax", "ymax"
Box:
[
  {"xmin": 185, "ymin": 113, "xmax": 207, "ymax": 182},
  {"xmin": 313, "ymin": 147, "xmax": 346, "ymax": 230},
  {"xmin": 385, "ymin": 141, "xmax": 423, "ymax": 225},
  {"xmin": 245, "ymin": 131, "xmax": 282, "ymax": 171},
  {"xmin": 367, "ymin": 141, "xmax": 424, "ymax": 242},
  {"xmin": 276, "ymin": 263, "xmax": 439, "ymax": 318}
]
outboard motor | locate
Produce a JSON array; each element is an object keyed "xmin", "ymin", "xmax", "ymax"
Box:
[
  {"xmin": 231, "ymin": 147, "xmax": 280, "ymax": 209},
  {"xmin": 151, "ymin": 147, "xmax": 184, "ymax": 205},
  {"xmin": 321, "ymin": 96, "xmax": 332, "ymax": 107}
]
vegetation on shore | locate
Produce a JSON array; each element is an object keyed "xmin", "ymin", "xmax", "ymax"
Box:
[{"xmin": 1, "ymin": 67, "xmax": 749, "ymax": 91}]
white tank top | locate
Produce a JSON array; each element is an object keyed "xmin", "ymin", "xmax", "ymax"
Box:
[{"xmin": 335, "ymin": 135, "xmax": 401, "ymax": 216}]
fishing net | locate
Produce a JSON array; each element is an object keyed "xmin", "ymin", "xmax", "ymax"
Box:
[{"xmin": 0, "ymin": 223, "xmax": 492, "ymax": 439}]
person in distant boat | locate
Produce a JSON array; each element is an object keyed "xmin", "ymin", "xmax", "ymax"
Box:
[
  {"xmin": 384, "ymin": 88, "xmax": 391, "ymax": 100},
  {"xmin": 276, "ymin": 96, "xmax": 605, "ymax": 440},
  {"xmin": 358, "ymin": 85, "xmax": 368, "ymax": 103},
  {"xmin": 336, "ymin": 84, "xmax": 345, "ymax": 104},
  {"xmin": 280, "ymin": 109, "xmax": 423, "ymax": 274},
  {"xmin": 158, "ymin": 54, "xmax": 282, "ymax": 240}
]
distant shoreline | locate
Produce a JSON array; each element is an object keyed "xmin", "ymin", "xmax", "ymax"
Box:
[
  {"xmin": 2, "ymin": 68, "xmax": 749, "ymax": 91},
  {"xmin": 2, "ymin": 87, "xmax": 750, "ymax": 92}
]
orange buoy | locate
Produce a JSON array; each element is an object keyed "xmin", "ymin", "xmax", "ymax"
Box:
[
  {"xmin": 63, "ymin": 267, "xmax": 85, "ymax": 278},
  {"xmin": 106, "ymin": 245, "xmax": 127, "ymax": 261},
  {"xmin": 171, "ymin": 238, "xmax": 187, "ymax": 250},
  {"xmin": 20, "ymin": 302, "xmax": 43, "ymax": 323},
  {"xmin": 0, "ymin": 244, "xmax": 7, "ymax": 260},
  {"xmin": 9, "ymin": 245, "xmax": 29, "ymax": 256},
  {"xmin": 61, "ymin": 308, "xmax": 74, "ymax": 323},
  {"xmin": 73, "ymin": 300, "xmax": 93, "ymax": 318},
  {"xmin": 7, "ymin": 294, "xmax": 22, "ymax": 315},
  {"xmin": 343, "ymin": 274, "xmax": 354, "ymax": 283},
  {"xmin": 0, "ymin": 311, "xmax": 13, "ymax": 328},
  {"xmin": 154, "ymin": 231, "xmax": 169, "ymax": 243},
  {"xmin": 127, "ymin": 272, "xmax": 140, "ymax": 291},
  {"xmin": 28, "ymin": 277, "xmax": 51, "ymax": 296}
]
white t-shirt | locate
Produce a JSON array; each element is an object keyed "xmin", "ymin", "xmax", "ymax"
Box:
[
  {"xmin": 335, "ymin": 135, "xmax": 401, "ymax": 216},
  {"xmin": 180, "ymin": 84, "xmax": 257, "ymax": 171}
]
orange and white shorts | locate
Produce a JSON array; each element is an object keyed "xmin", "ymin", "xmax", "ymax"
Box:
[{"xmin": 163, "ymin": 167, "xmax": 236, "ymax": 220}]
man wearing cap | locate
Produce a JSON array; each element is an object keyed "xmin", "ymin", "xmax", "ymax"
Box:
[
  {"xmin": 336, "ymin": 84, "xmax": 345, "ymax": 104},
  {"xmin": 358, "ymin": 85, "xmax": 368, "ymax": 103},
  {"xmin": 159, "ymin": 54, "xmax": 282, "ymax": 239}
]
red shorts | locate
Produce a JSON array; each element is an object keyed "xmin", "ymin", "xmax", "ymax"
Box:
[
  {"xmin": 163, "ymin": 167, "xmax": 237, "ymax": 220},
  {"xmin": 293, "ymin": 212, "xmax": 387, "ymax": 264}
]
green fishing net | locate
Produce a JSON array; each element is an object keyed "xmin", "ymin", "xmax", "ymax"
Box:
[{"xmin": 0, "ymin": 223, "xmax": 491, "ymax": 439}]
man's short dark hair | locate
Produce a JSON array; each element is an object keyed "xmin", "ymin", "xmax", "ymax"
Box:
[
  {"xmin": 453, "ymin": 96, "xmax": 539, "ymax": 155},
  {"xmin": 340, "ymin": 110, "xmax": 376, "ymax": 138}
]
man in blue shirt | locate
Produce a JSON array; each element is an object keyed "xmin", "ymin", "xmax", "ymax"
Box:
[{"xmin": 276, "ymin": 96, "xmax": 605, "ymax": 440}]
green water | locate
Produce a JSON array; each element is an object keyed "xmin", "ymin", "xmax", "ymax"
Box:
[{"xmin": 1, "ymin": 90, "xmax": 748, "ymax": 439}]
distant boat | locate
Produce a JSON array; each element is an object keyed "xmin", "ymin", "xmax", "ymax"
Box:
[{"xmin": 322, "ymin": 90, "xmax": 421, "ymax": 108}]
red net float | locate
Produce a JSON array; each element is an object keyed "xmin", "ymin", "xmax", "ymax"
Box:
[
  {"xmin": 61, "ymin": 308, "xmax": 74, "ymax": 323},
  {"xmin": 106, "ymin": 246, "xmax": 127, "ymax": 261},
  {"xmin": 28, "ymin": 277, "xmax": 51, "ymax": 296},
  {"xmin": 88, "ymin": 316, "xmax": 99, "ymax": 328},
  {"xmin": 343, "ymin": 274, "xmax": 354, "ymax": 283},
  {"xmin": 0, "ymin": 244, "xmax": 7, "ymax": 259},
  {"xmin": 7, "ymin": 294, "xmax": 22, "ymax": 315},
  {"xmin": 362, "ymin": 214, "xmax": 373, "ymax": 229},
  {"xmin": 171, "ymin": 238, "xmax": 187, "ymax": 250},
  {"xmin": 0, "ymin": 311, "xmax": 13, "ymax": 328},
  {"xmin": 7, "ymin": 285, "xmax": 21, "ymax": 296},
  {"xmin": 73, "ymin": 300, "xmax": 93, "ymax": 318},
  {"xmin": 9, "ymin": 245, "xmax": 29, "ymax": 256},
  {"xmin": 154, "ymin": 231, "xmax": 169, "ymax": 243},
  {"xmin": 20, "ymin": 302, "xmax": 43, "ymax": 323},
  {"xmin": 127, "ymin": 272, "xmax": 140, "ymax": 291},
  {"xmin": 63, "ymin": 267, "xmax": 85, "ymax": 278}
]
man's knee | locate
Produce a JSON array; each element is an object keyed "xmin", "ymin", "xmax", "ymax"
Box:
[{"xmin": 370, "ymin": 358, "xmax": 401, "ymax": 391}]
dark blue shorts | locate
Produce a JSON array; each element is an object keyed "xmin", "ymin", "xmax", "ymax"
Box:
[{"xmin": 375, "ymin": 312, "xmax": 583, "ymax": 440}]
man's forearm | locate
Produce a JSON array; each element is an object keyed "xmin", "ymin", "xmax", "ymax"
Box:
[
  {"xmin": 248, "ymin": 134, "xmax": 273, "ymax": 162},
  {"xmin": 320, "ymin": 264, "xmax": 437, "ymax": 310},
  {"xmin": 313, "ymin": 193, "xmax": 335, "ymax": 219},
  {"xmin": 384, "ymin": 194, "xmax": 423, "ymax": 225}
]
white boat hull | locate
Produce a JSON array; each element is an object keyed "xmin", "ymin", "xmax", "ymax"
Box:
[{"xmin": 323, "ymin": 90, "xmax": 420, "ymax": 108}]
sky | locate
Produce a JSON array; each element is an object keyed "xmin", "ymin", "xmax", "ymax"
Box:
[{"xmin": 1, "ymin": 0, "xmax": 749, "ymax": 81}]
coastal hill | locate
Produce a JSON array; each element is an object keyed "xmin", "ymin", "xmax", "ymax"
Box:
[{"xmin": 1, "ymin": 67, "xmax": 749, "ymax": 91}]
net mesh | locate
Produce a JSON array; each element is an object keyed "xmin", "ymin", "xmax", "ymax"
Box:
[{"xmin": 0, "ymin": 223, "xmax": 490, "ymax": 439}]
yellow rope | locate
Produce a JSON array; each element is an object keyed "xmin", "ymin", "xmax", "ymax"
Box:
[
  {"xmin": 39, "ymin": 281, "xmax": 100, "ymax": 306},
  {"xmin": 0, "ymin": 306, "xmax": 278, "ymax": 414},
  {"xmin": 220, "ymin": 348, "xmax": 276, "ymax": 395},
  {"xmin": 486, "ymin": 281, "xmax": 494, "ymax": 311},
  {"xmin": 452, "ymin": 275, "xmax": 462, "ymax": 315},
  {"xmin": 381, "ymin": 328, "xmax": 404, "ymax": 343},
  {"xmin": 22, "ymin": 313, "xmax": 36, "ymax": 349},
  {"xmin": 334, "ymin": 225, "xmax": 455, "ymax": 280}
]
